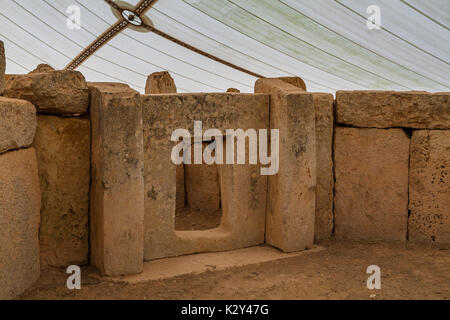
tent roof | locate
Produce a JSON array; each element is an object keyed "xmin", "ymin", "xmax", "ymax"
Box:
[{"xmin": 1, "ymin": 0, "xmax": 449, "ymax": 93}]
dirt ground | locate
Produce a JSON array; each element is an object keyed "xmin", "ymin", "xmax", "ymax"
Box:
[{"xmin": 18, "ymin": 241, "xmax": 450, "ymax": 300}]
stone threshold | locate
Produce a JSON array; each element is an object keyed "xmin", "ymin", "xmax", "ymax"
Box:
[{"xmin": 98, "ymin": 245, "xmax": 325, "ymax": 284}]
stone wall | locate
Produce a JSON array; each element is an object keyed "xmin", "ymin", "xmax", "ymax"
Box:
[
  {"xmin": 334, "ymin": 91, "xmax": 450, "ymax": 243},
  {"xmin": 0, "ymin": 42, "xmax": 41, "ymax": 299},
  {"xmin": 4, "ymin": 66, "xmax": 91, "ymax": 268}
]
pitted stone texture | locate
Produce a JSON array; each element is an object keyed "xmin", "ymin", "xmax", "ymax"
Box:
[
  {"xmin": 312, "ymin": 93, "xmax": 334, "ymax": 241},
  {"xmin": 28, "ymin": 64, "xmax": 55, "ymax": 74},
  {"xmin": 409, "ymin": 130, "xmax": 450, "ymax": 244},
  {"xmin": 334, "ymin": 127, "xmax": 409, "ymax": 241},
  {"xmin": 0, "ymin": 41, "xmax": 5, "ymax": 95},
  {"xmin": 142, "ymin": 93, "xmax": 269, "ymax": 260},
  {"xmin": 0, "ymin": 97, "xmax": 36, "ymax": 154},
  {"xmin": 90, "ymin": 86, "xmax": 144, "ymax": 276},
  {"xmin": 336, "ymin": 91, "xmax": 450, "ymax": 129},
  {"xmin": 4, "ymin": 70, "xmax": 89, "ymax": 115},
  {"xmin": 145, "ymin": 71, "xmax": 177, "ymax": 94},
  {"xmin": 33, "ymin": 115, "xmax": 90, "ymax": 267},
  {"xmin": 278, "ymin": 77, "xmax": 307, "ymax": 91},
  {"xmin": 255, "ymin": 78, "xmax": 316, "ymax": 252},
  {"xmin": 0, "ymin": 148, "xmax": 41, "ymax": 300},
  {"xmin": 226, "ymin": 88, "xmax": 240, "ymax": 93}
]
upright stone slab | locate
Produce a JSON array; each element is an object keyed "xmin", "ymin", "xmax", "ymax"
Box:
[
  {"xmin": 142, "ymin": 93, "xmax": 269, "ymax": 260},
  {"xmin": 33, "ymin": 115, "xmax": 90, "ymax": 267},
  {"xmin": 255, "ymin": 78, "xmax": 316, "ymax": 252},
  {"xmin": 0, "ymin": 97, "xmax": 36, "ymax": 154},
  {"xmin": 0, "ymin": 41, "xmax": 5, "ymax": 95},
  {"xmin": 409, "ymin": 130, "xmax": 450, "ymax": 244},
  {"xmin": 312, "ymin": 93, "xmax": 334, "ymax": 241},
  {"xmin": 145, "ymin": 71, "xmax": 177, "ymax": 94},
  {"xmin": 334, "ymin": 127, "xmax": 409, "ymax": 241},
  {"xmin": 0, "ymin": 148, "xmax": 41, "ymax": 299},
  {"xmin": 336, "ymin": 91, "xmax": 450, "ymax": 129},
  {"xmin": 4, "ymin": 70, "xmax": 89, "ymax": 115},
  {"xmin": 90, "ymin": 86, "xmax": 144, "ymax": 276}
]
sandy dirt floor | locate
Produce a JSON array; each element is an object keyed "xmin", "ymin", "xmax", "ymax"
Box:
[{"xmin": 18, "ymin": 241, "xmax": 450, "ymax": 300}]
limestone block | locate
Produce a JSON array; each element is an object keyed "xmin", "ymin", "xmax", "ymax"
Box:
[
  {"xmin": 336, "ymin": 91, "xmax": 450, "ymax": 129},
  {"xmin": 0, "ymin": 148, "xmax": 40, "ymax": 299},
  {"xmin": 334, "ymin": 127, "xmax": 409, "ymax": 241},
  {"xmin": 4, "ymin": 70, "xmax": 89, "ymax": 115},
  {"xmin": 32, "ymin": 115, "xmax": 90, "ymax": 267},
  {"xmin": 255, "ymin": 78, "xmax": 316, "ymax": 252},
  {"xmin": 90, "ymin": 86, "xmax": 144, "ymax": 276},
  {"xmin": 145, "ymin": 71, "xmax": 177, "ymax": 94},
  {"xmin": 312, "ymin": 93, "xmax": 334, "ymax": 241},
  {"xmin": 409, "ymin": 130, "xmax": 450, "ymax": 244},
  {"xmin": 0, "ymin": 97, "xmax": 36, "ymax": 154},
  {"xmin": 142, "ymin": 93, "xmax": 269, "ymax": 260},
  {"xmin": 278, "ymin": 77, "xmax": 307, "ymax": 91},
  {"xmin": 0, "ymin": 41, "xmax": 5, "ymax": 95}
]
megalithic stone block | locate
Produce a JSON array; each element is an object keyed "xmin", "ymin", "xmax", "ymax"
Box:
[
  {"xmin": 145, "ymin": 71, "xmax": 177, "ymax": 94},
  {"xmin": 3, "ymin": 70, "xmax": 89, "ymax": 115},
  {"xmin": 334, "ymin": 127, "xmax": 409, "ymax": 241},
  {"xmin": 336, "ymin": 91, "xmax": 450, "ymax": 129},
  {"xmin": 255, "ymin": 78, "xmax": 316, "ymax": 252},
  {"xmin": 33, "ymin": 115, "xmax": 91, "ymax": 267},
  {"xmin": 0, "ymin": 148, "xmax": 41, "ymax": 299},
  {"xmin": 89, "ymin": 85, "xmax": 145, "ymax": 276},
  {"xmin": 0, "ymin": 96, "xmax": 36, "ymax": 154}
]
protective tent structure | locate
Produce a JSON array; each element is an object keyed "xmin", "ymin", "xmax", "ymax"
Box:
[{"xmin": 1, "ymin": 0, "xmax": 449, "ymax": 93}]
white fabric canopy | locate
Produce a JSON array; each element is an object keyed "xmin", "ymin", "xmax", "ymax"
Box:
[{"xmin": 1, "ymin": 0, "xmax": 449, "ymax": 93}]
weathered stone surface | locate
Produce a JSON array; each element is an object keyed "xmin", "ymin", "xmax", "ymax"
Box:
[
  {"xmin": 28, "ymin": 64, "xmax": 55, "ymax": 74},
  {"xmin": 278, "ymin": 77, "xmax": 307, "ymax": 91},
  {"xmin": 0, "ymin": 41, "xmax": 5, "ymax": 95},
  {"xmin": 226, "ymin": 88, "xmax": 240, "ymax": 93},
  {"xmin": 145, "ymin": 71, "xmax": 177, "ymax": 94},
  {"xmin": 336, "ymin": 91, "xmax": 450, "ymax": 129},
  {"xmin": 90, "ymin": 86, "xmax": 144, "ymax": 275},
  {"xmin": 255, "ymin": 78, "xmax": 316, "ymax": 252},
  {"xmin": 0, "ymin": 148, "xmax": 40, "ymax": 299},
  {"xmin": 32, "ymin": 115, "xmax": 90, "ymax": 267},
  {"xmin": 312, "ymin": 93, "xmax": 334, "ymax": 241},
  {"xmin": 334, "ymin": 127, "xmax": 409, "ymax": 241},
  {"xmin": 0, "ymin": 97, "xmax": 36, "ymax": 154},
  {"xmin": 142, "ymin": 93, "xmax": 268, "ymax": 260},
  {"xmin": 4, "ymin": 70, "xmax": 89, "ymax": 115},
  {"xmin": 409, "ymin": 130, "xmax": 450, "ymax": 244}
]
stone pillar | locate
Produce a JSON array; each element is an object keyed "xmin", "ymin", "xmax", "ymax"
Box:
[
  {"xmin": 409, "ymin": 130, "xmax": 450, "ymax": 243},
  {"xmin": 89, "ymin": 85, "xmax": 145, "ymax": 276},
  {"xmin": 312, "ymin": 93, "xmax": 334, "ymax": 241},
  {"xmin": 334, "ymin": 127, "xmax": 409, "ymax": 241},
  {"xmin": 255, "ymin": 78, "xmax": 316, "ymax": 252},
  {"xmin": 33, "ymin": 115, "xmax": 90, "ymax": 267},
  {"xmin": 0, "ymin": 148, "xmax": 41, "ymax": 299},
  {"xmin": 0, "ymin": 96, "xmax": 40, "ymax": 299},
  {"xmin": 145, "ymin": 71, "xmax": 177, "ymax": 94}
]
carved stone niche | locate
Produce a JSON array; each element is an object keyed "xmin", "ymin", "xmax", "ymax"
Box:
[{"xmin": 141, "ymin": 93, "xmax": 269, "ymax": 261}]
